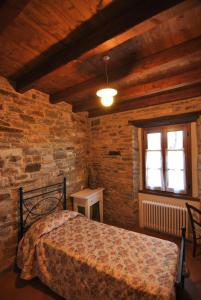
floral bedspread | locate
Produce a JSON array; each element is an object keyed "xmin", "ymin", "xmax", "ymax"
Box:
[{"xmin": 17, "ymin": 210, "xmax": 178, "ymax": 300}]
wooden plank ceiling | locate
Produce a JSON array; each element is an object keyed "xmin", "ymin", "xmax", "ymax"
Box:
[{"xmin": 0, "ymin": 0, "xmax": 201, "ymax": 117}]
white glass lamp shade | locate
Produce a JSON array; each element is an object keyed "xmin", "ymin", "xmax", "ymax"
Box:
[
  {"xmin": 100, "ymin": 96, "xmax": 113, "ymax": 107},
  {"xmin": 96, "ymin": 88, "xmax": 117, "ymax": 107}
]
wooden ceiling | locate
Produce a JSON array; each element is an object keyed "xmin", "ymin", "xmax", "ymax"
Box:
[{"xmin": 0, "ymin": 0, "xmax": 201, "ymax": 117}]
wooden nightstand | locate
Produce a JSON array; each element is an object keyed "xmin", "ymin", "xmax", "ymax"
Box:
[{"xmin": 71, "ymin": 188, "xmax": 104, "ymax": 222}]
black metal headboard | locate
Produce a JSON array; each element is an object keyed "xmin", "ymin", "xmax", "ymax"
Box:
[{"xmin": 18, "ymin": 177, "xmax": 67, "ymax": 239}]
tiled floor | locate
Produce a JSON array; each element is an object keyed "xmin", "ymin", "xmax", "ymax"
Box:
[{"xmin": 0, "ymin": 228, "xmax": 201, "ymax": 300}]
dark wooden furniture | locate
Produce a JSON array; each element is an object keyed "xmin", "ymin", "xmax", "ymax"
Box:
[{"xmin": 186, "ymin": 203, "xmax": 201, "ymax": 257}]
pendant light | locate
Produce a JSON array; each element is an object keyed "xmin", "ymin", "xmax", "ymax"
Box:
[{"xmin": 96, "ymin": 56, "xmax": 117, "ymax": 107}]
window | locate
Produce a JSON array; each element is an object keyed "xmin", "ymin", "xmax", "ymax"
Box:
[{"xmin": 142, "ymin": 124, "xmax": 191, "ymax": 196}]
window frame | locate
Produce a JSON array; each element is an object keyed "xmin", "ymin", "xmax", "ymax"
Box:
[{"xmin": 142, "ymin": 123, "xmax": 192, "ymax": 197}]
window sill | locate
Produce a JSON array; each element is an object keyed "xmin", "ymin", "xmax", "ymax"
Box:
[{"xmin": 138, "ymin": 189, "xmax": 200, "ymax": 201}]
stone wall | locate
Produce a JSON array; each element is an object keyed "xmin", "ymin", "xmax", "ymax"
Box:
[
  {"xmin": 0, "ymin": 77, "xmax": 89, "ymax": 272},
  {"xmin": 89, "ymin": 96, "xmax": 201, "ymax": 229},
  {"xmin": 89, "ymin": 116, "xmax": 139, "ymax": 229}
]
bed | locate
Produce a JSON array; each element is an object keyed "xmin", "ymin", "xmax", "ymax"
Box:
[{"xmin": 17, "ymin": 178, "xmax": 186, "ymax": 300}]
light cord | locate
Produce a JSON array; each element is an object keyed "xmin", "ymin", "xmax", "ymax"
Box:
[{"xmin": 104, "ymin": 57, "xmax": 109, "ymax": 86}]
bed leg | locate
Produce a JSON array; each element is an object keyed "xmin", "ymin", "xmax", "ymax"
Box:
[
  {"xmin": 175, "ymin": 226, "xmax": 186, "ymax": 300},
  {"xmin": 19, "ymin": 187, "xmax": 24, "ymax": 240}
]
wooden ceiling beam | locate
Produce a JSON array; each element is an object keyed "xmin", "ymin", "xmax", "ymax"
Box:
[
  {"xmin": 51, "ymin": 36, "xmax": 201, "ymax": 103},
  {"xmin": 85, "ymin": 83, "xmax": 201, "ymax": 117},
  {"xmin": 0, "ymin": 0, "xmax": 30, "ymax": 34},
  {"xmin": 119, "ymin": 67, "xmax": 201, "ymax": 99},
  {"xmin": 15, "ymin": 0, "xmax": 184, "ymax": 93},
  {"xmin": 73, "ymin": 67, "xmax": 201, "ymax": 112},
  {"xmin": 128, "ymin": 110, "xmax": 201, "ymax": 127}
]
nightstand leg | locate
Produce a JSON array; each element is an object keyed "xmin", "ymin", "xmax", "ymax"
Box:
[
  {"xmin": 85, "ymin": 205, "xmax": 90, "ymax": 219},
  {"xmin": 99, "ymin": 198, "xmax": 103, "ymax": 222},
  {"xmin": 90, "ymin": 205, "xmax": 93, "ymax": 219},
  {"xmin": 74, "ymin": 203, "xmax": 78, "ymax": 212}
]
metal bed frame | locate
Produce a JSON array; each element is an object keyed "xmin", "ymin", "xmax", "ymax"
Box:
[
  {"xmin": 18, "ymin": 177, "xmax": 67, "ymax": 239},
  {"xmin": 18, "ymin": 177, "xmax": 186, "ymax": 299}
]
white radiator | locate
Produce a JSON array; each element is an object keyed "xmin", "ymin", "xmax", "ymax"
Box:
[{"xmin": 142, "ymin": 200, "xmax": 189, "ymax": 238}]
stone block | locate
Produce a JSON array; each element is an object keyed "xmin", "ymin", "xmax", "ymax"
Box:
[
  {"xmin": 20, "ymin": 114, "xmax": 35, "ymax": 123},
  {"xmin": 9, "ymin": 105, "xmax": 22, "ymax": 113},
  {"xmin": 0, "ymin": 126, "xmax": 22, "ymax": 133},
  {"xmin": 0, "ymin": 160, "xmax": 4, "ymax": 168},
  {"xmin": 0, "ymin": 120, "xmax": 10, "ymax": 127},
  {"xmin": 0, "ymin": 193, "xmax": 10, "ymax": 202},
  {"xmin": 9, "ymin": 156, "xmax": 21, "ymax": 162},
  {"xmin": 23, "ymin": 148, "xmax": 40, "ymax": 155},
  {"xmin": 54, "ymin": 149, "xmax": 67, "ymax": 160},
  {"xmin": 25, "ymin": 163, "xmax": 41, "ymax": 173}
]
